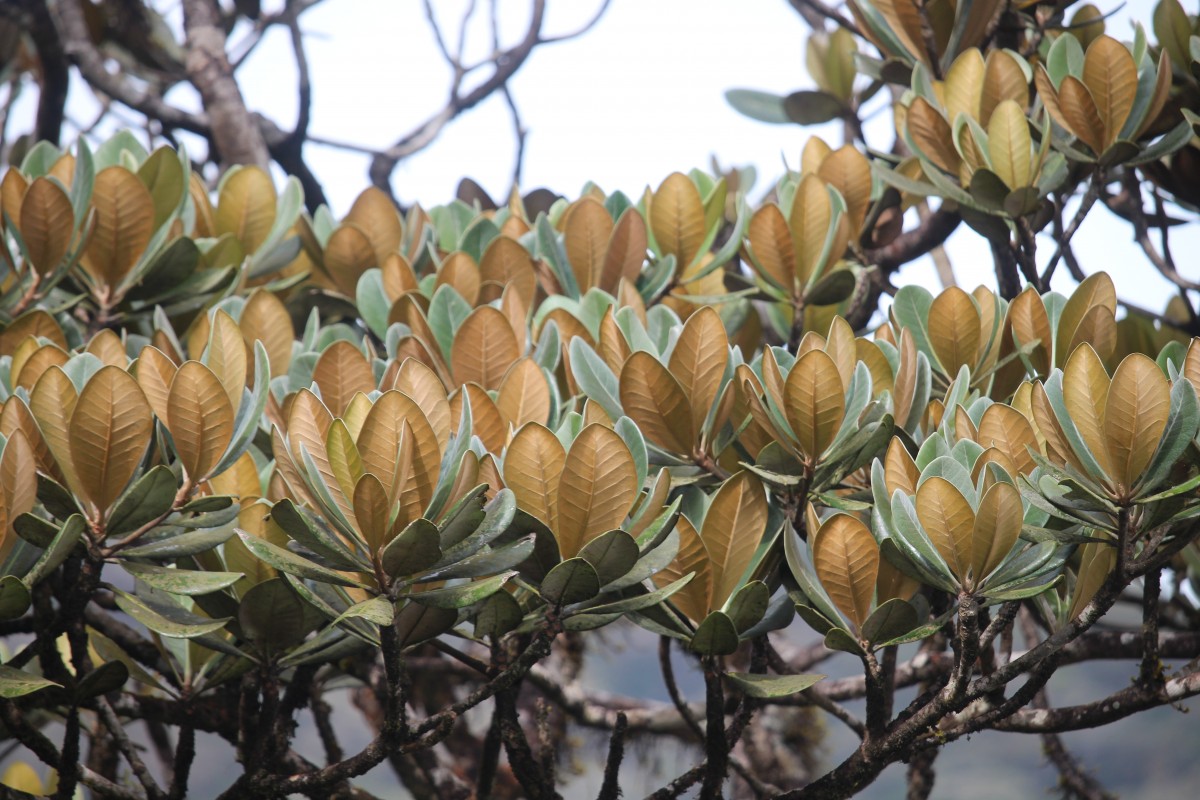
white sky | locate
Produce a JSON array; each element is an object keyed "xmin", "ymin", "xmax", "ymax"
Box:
[{"xmin": 9, "ymin": 0, "xmax": 1196, "ymax": 312}]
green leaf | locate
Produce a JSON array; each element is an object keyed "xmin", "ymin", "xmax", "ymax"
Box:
[
  {"xmin": 235, "ymin": 529, "xmax": 369, "ymax": 588},
  {"xmin": 0, "ymin": 665, "xmax": 61, "ymax": 698},
  {"xmin": 395, "ymin": 602, "xmax": 459, "ymax": 648},
  {"xmin": 474, "ymin": 592, "xmax": 524, "ymax": 639},
  {"xmin": 578, "ymin": 530, "xmax": 640, "ymax": 586},
  {"xmin": 795, "ymin": 603, "xmax": 838, "ymax": 635},
  {"xmin": 74, "ymin": 661, "xmax": 129, "ymax": 701},
  {"xmin": 726, "ymin": 672, "xmax": 825, "ymax": 698},
  {"xmin": 406, "ymin": 571, "xmax": 516, "ymax": 609},
  {"xmin": 106, "ymin": 465, "xmax": 177, "ymax": 536},
  {"xmin": 270, "ymin": 499, "xmax": 363, "ymax": 571},
  {"xmin": 237, "ymin": 578, "xmax": 308, "ymax": 658},
  {"xmin": 823, "ymin": 626, "xmax": 865, "ymax": 654},
  {"xmin": 783, "ymin": 90, "xmax": 847, "ymax": 125},
  {"xmin": 25, "ymin": 514, "xmax": 85, "ymax": 586},
  {"xmin": 356, "ymin": 269, "xmax": 391, "ymax": 339},
  {"xmin": 120, "ymin": 524, "xmax": 237, "ymax": 559},
  {"xmin": 0, "ymin": 576, "xmax": 31, "ymax": 621},
  {"xmin": 861, "ymin": 598, "xmax": 919, "ymax": 646},
  {"xmin": 725, "ymin": 89, "xmax": 792, "ymax": 124},
  {"xmin": 381, "ymin": 518, "xmax": 442, "ymax": 577},
  {"xmin": 333, "ymin": 595, "xmax": 394, "ymax": 627},
  {"xmin": 583, "ymin": 573, "xmax": 695, "ymax": 616},
  {"xmin": 806, "ymin": 268, "xmax": 857, "ymax": 305},
  {"xmin": 725, "ymin": 580, "xmax": 770, "ymax": 634},
  {"xmin": 689, "ymin": 611, "xmax": 740, "ymax": 655},
  {"xmin": 569, "ymin": 338, "xmax": 623, "ymax": 421},
  {"xmin": 541, "ymin": 558, "xmax": 602, "ymax": 606},
  {"xmin": 435, "ymin": 489, "xmax": 516, "ymax": 567},
  {"xmin": 121, "ymin": 563, "xmax": 243, "ymax": 596},
  {"xmin": 436, "ymin": 486, "xmax": 487, "ymax": 548},
  {"xmin": 112, "ymin": 588, "xmax": 231, "ymax": 639}
]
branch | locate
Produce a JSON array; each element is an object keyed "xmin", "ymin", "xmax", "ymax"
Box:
[{"xmin": 785, "ymin": 0, "xmax": 862, "ymax": 36}]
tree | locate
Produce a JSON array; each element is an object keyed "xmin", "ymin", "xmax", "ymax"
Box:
[{"xmin": 1, "ymin": 2, "xmax": 1200, "ymax": 799}]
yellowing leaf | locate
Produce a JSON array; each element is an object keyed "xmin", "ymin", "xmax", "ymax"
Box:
[
  {"xmin": 452, "ymin": 306, "xmax": 520, "ymax": 391},
  {"xmin": 564, "ymin": 197, "xmax": 613, "ymax": 292},
  {"xmin": 981, "ymin": 50, "xmax": 1030, "ymax": 124},
  {"xmin": 916, "ymin": 476, "xmax": 974, "ymax": 581},
  {"xmin": 19, "ymin": 177, "xmax": 74, "ymax": 276},
  {"xmin": 652, "ymin": 515, "xmax": 712, "ymax": 623},
  {"xmin": 504, "ymin": 423, "xmax": 565, "ymax": 528},
  {"xmin": 812, "ymin": 513, "xmax": 879, "ymax": 630},
  {"xmin": 788, "ymin": 174, "xmax": 834, "ymax": 286},
  {"xmin": 620, "ymin": 351, "xmax": 694, "ymax": 455},
  {"xmin": 668, "ymin": 307, "xmax": 729, "ymax": 440},
  {"xmin": 702, "ymin": 471, "xmax": 768, "ymax": 608},
  {"xmin": 944, "ymin": 48, "xmax": 985, "ymax": 126},
  {"xmin": 313, "ymin": 340, "xmax": 376, "ymax": 417},
  {"xmin": 1082, "ymin": 36, "xmax": 1137, "ymax": 148},
  {"xmin": 987, "ymin": 100, "xmax": 1033, "ymax": 189},
  {"xmin": 784, "ymin": 349, "xmax": 845, "ymax": 462},
  {"xmin": 555, "ymin": 424, "xmax": 638, "ymax": 558},
  {"xmin": 216, "ymin": 166, "xmax": 276, "ymax": 252},
  {"xmin": 168, "ymin": 361, "xmax": 234, "ymax": 483},
  {"xmin": 69, "ymin": 366, "xmax": 153, "ymax": 517},
  {"xmin": 1103, "ymin": 354, "xmax": 1170, "ymax": 494},
  {"xmin": 1063, "ymin": 344, "xmax": 1113, "ymax": 478},
  {"xmin": 81, "ymin": 167, "xmax": 155, "ymax": 289},
  {"xmin": 650, "ymin": 173, "xmax": 706, "ymax": 267},
  {"xmin": 205, "ymin": 310, "xmax": 248, "ymax": 412},
  {"xmin": 1056, "ymin": 272, "xmax": 1116, "ymax": 367},
  {"xmin": 971, "ymin": 481, "xmax": 1022, "ymax": 585}
]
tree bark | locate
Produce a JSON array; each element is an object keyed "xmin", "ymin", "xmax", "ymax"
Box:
[{"xmin": 182, "ymin": 0, "xmax": 269, "ymax": 170}]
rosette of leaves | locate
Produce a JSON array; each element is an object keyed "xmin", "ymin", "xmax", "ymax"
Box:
[
  {"xmin": 1004, "ymin": 273, "xmax": 1119, "ymax": 378},
  {"xmin": 743, "ymin": 165, "xmax": 860, "ymax": 337},
  {"xmin": 498, "ymin": 422, "xmax": 687, "ymax": 633},
  {"xmin": 1034, "ymin": 30, "xmax": 1189, "ymax": 167},
  {"xmin": 786, "ymin": 508, "xmax": 929, "ymax": 654},
  {"xmin": 1027, "ymin": 344, "xmax": 1199, "ymax": 509},
  {"xmin": 890, "ymin": 48, "xmax": 1064, "ymax": 219},
  {"xmin": 871, "ymin": 426, "xmax": 1070, "ymax": 601},
  {"xmin": 641, "ymin": 471, "xmax": 790, "ymax": 655},
  {"xmin": 736, "ymin": 323, "xmax": 893, "ymax": 491},
  {"xmin": 570, "ymin": 306, "xmax": 736, "ymax": 476}
]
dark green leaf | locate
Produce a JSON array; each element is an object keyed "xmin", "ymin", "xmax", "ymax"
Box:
[
  {"xmin": 25, "ymin": 514, "xmax": 85, "ymax": 586},
  {"xmin": 578, "ymin": 530, "xmax": 640, "ymax": 586},
  {"xmin": 726, "ymin": 672, "xmax": 825, "ymax": 698},
  {"xmin": 689, "ymin": 611, "xmax": 740, "ymax": 655},
  {"xmin": 474, "ymin": 592, "xmax": 523, "ymax": 639},
  {"xmin": 823, "ymin": 626, "xmax": 865, "ymax": 655},
  {"xmin": 237, "ymin": 578, "xmax": 308, "ymax": 658},
  {"xmin": 541, "ymin": 558, "xmax": 601, "ymax": 606},
  {"xmin": 120, "ymin": 563, "xmax": 242, "ymax": 596},
  {"xmin": 861, "ymin": 598, "xmax": 919, "ymax": 646},
  {"xmin": 271, "ymin": 499, "xmax": 364, "ymax": 571},
  {"xmin": 805, "ymin": 268, "xmax": 857, "ymax": 305},
  {"xmin": 725, "ymin": 89, "xmax": 792, "ymax": 124},
  {"xmin": 120, "ymin": 525, "xmax": 236, "ymax": 559},
  {"xmin": 725, "ymin": 580, "xmax": 770, "ymax": 635},
  {"xmin": 0, "ymin": 576, "xmax": 32, "ymax": 621},
  {"xmin": 394, "ymin": 602, "xmax": 459, "ymax": 648},
  {"xmin": 112, "ymin": 588, "xmax": 231, "ymax": 639},
  {"xmin": 107, "ymin": 465, "xmax": 177, "ymax": 536},
  {"xmin": 235, "ymin": 530, "xmax": 369, "ymax": 588},
  {"xmin": 406, "ymin": 571, "xmax": 517, "ymax": 609},
  {"xmin": 382, "ymin": 518, "xmax": 442, "ymax": 577},
  {"xmin": 74, "ymin": 661, "xmax": 129, "ymax": 701},
  {"xmin": 783, "ymin": 90, "xmax": 847, "ymax": 125}
]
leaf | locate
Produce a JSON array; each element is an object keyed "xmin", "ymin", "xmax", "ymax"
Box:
[
  {"xmin": 0, "ymin": 575, "xmax": 32, "ymax": 621},
  {"xmin": 784, "ymin": 349, "xmax": 845, "ymax": 461},
  {"xmin": 121, "ymin": 563, "xmax": 243, "ymax": 596},
  {"xmin": 987, "ymin": 100, "xmax": 1033, "ymax": 189},
  {"xmin": 906, "ymin": 97, "xmax": 959, "ymax": 174},
  {"xmin": 726, "ymin": 672, "xmax": 825, "ymax": 698},
  {"xmin": 928, "ymin": 286, "xmax": 980, "ymax": 375},
  {"xmin": 915, "ymin": 476, "xmax": 975, "ymax": 582},
  {"xmin": 971, "ymin": 481, "xmax": 1022, "ymax": 585},
  {"xmin": 1063, "ymin": 344, "xmax": 1113, "ymax": 478},
  {"xmin": 1082, "ymin": 36, "xmax": 1137, "ymax": 148},
  {"xmin": 112, "ymin": 588, "xmax": 231, "ymax": 639},
  {"xmin": 1058, "ymin": 76, "xmax": 1106, "ymax": 155},
  {"xmin": 746, "ymin": 204, "xmax": 795, "ymax": 292},
  {"xmin": 555, "ymin": 424, "xmax": 638, "ymax": 558},
  {"xmin": 689, "ymin": 611, "xmax": 739, "ymax": 655},
  {"xmin": 497, "ymin": 358, "xmax": 551, "ymax": 429},
  {"xmin": 702, "ymin": 471, "xmax": 768, "ymax": 609},
  {"xmin": 725, "ymin": 580, "xmax": 769, "ymax": 633},
  {"xmin": 503, "ymin": 423, "xmax": 564, "ymax": 531},
  {"xmin": 725, "ymin": 89, "xmax": 792, "ymax": 124},
  {"xmin": 312, "ymin": 340, "xmax": 375, "ymax": 417},
  {"xmin": 119, "ymin": 525, "xmax": 236, "ymax": 559},
  {"xmin": 216, "ymin": 166, "xmax": 276, "ymax": 252},
  {"xmin": 19, "ymin": 177, "xmax": 74, "ymax": 275},
  {"xmin": 69, "ymin": 367, "xmax": 153, "ymax": 516},
  {"xmin": 235, "ymin": 529, "xmax": 367, "ymax": 588},
  {"xmin": 811, "ymin": 514, "xmax": 879, "ymax": 629},
  {"xmin": 407, "ymin": 570, "xmax": 515, "ymax": 609},
  {"xmin": 238, "ymin": 578, "xmax": 308, "ymax": 657},
  {"xmin": 168, "ymin": 361, "xmax": 234, "ymax": 483},
  {"xmin": 381, "ymin": 518, "xmax": 442, "ymax": 577},
  {"xmin": 563, "ymin": 197, "xmax": 613, "ymax": 292},
  {"xmin": 542, "ymin": 557, "xmax": 602, "ymax": 605},
  {"xmin": 0, "ymin": 665, "xmax": 61, "ymax": 698},
  {"xmin": 861, "ymin": 598, "xmax": 919, "ymax": 646},
  {"xmin": 650, "ymin": 173, "xmax": 705, "ymax": 266},
  {"xmin": 1104, "ymin": 354, "xmax": 1170, "ymax": 494},
  {"xmin": 452, "ymin": 306, "xmax": 520, "ymax": 391},
  {"xmin": 577, "ymin": 529, "xmax": 640, "ymax": 586},
  {"xmin": 81, "ymin": 167, "xmax": 154, "ymax": 288},
  {"xmin": 668, "ymin": 306, "xmax": 729, "ymax": 441},
  {"xmin": 783, "ymin": 90, "xmax": 847, "ymax": 125},
  {"xmin": 620, "ymin": 351, "xmax": 693, "ymax": 454},
  {"xmin": 652, "ymin": 516, "xmax": 711, "ymax": 623}
]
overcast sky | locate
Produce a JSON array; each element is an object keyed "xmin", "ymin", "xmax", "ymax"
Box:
[{"xmin": 9, "ymin": 0, "xmax": 1195, "ymax": 311}]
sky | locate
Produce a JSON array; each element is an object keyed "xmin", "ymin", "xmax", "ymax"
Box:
[{"xmin": 9, "ymin": 0, "xmax": 1195, "ymax": 310}]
